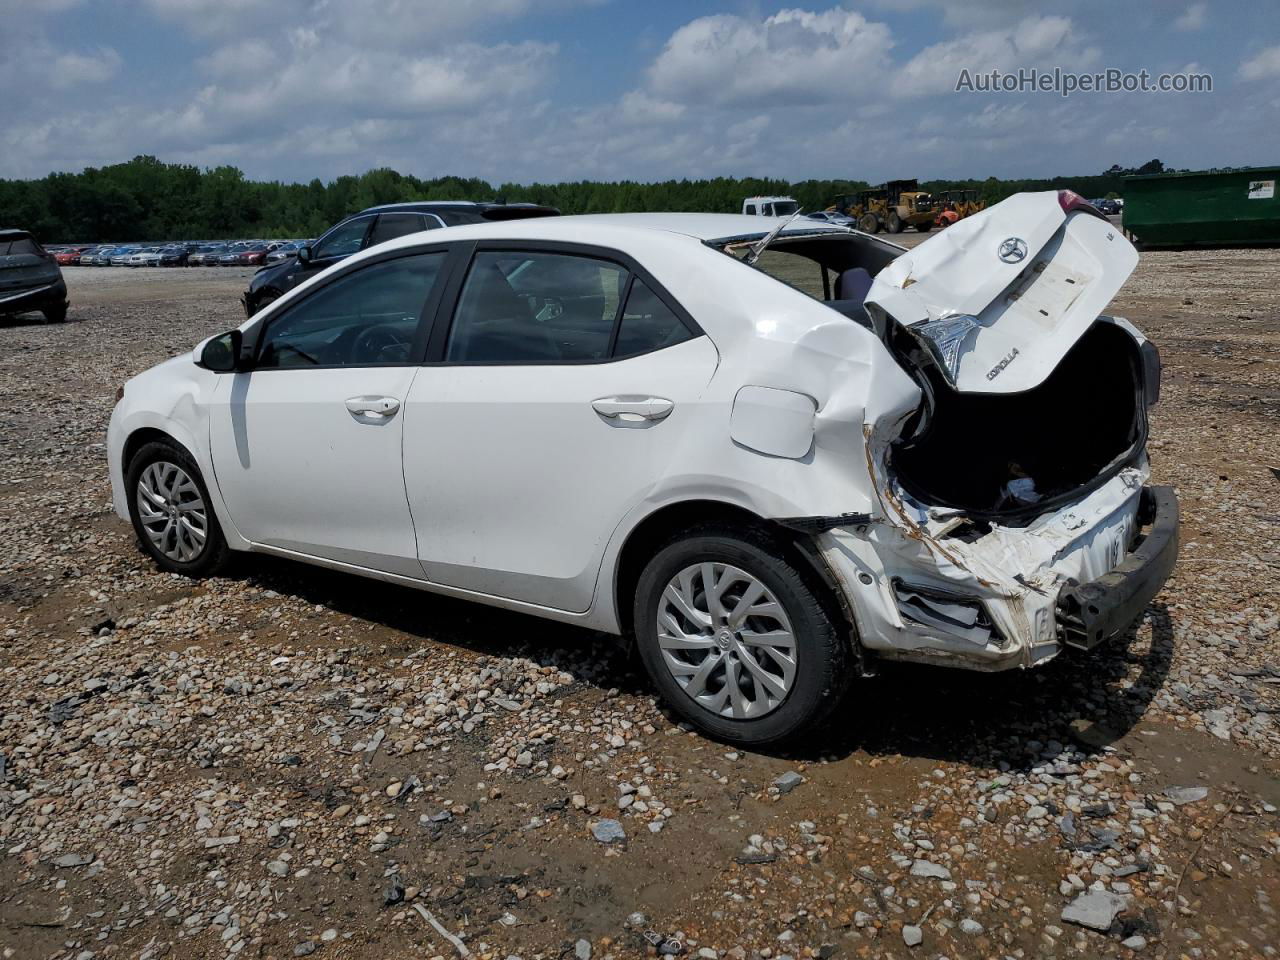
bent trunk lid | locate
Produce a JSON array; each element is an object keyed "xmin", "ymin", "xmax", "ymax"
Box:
[{"xmin": 866, "ymin": 191, "xmax": 1138, "ymax": 393}]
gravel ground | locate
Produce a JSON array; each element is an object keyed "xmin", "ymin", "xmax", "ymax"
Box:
[{"xmin": 1, "ymin": 254, "xmax": 1277, "ymax": 960}]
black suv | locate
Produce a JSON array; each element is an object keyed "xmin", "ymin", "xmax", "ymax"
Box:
[
  {"xmin": 242, "ymin": 201, "xmax": 559, "ymax": 316},
  {"xmin": 0, "ymin": 229, "xmax": 68, "ymax": 323}
]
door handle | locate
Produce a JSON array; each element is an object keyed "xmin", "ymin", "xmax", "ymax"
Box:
[
  {"xmin": 591, "ymin": 396, "xmax": 674, "ymax": 423},
  {"xmin": 345, "ymin": 396, "xmax": 400, "ymax": 420}
]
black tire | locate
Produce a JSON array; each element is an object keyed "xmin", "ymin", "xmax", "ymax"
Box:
[
  {"xmin": 250, "ymin": 291, "xmax": 279, "ymax": 316},
  {"xmin": 916, "ymin": 221, "xmax": 932, "ymax": 232},
  {"xmin": 632, "ymin": 526, "xmax": 851, "ymax": 746},
  {"xmin": 886, "ymin": 212, "xmax": 904, "ymax": 233},
  {"xmin": 858, "ymin": 213, "xmax": 879, "ymax": 234},
  {"xmin": 42, "ymin": 303, "xmax": 68, "ymax": 323},
  {"xmin": 125, "ymin": 439, "xmax": 231, "ymax": 577}
]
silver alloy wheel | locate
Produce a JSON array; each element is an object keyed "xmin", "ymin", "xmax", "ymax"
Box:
[
  {"xmin": 136, "ymin": 461, "xmax": 208, "ymax": 563},
  {"xmin": 656, "ymin": 562, "xmax": 797, "ymax": 720}
]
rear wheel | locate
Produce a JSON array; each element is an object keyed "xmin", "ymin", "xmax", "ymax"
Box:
[
  {"xmin": 916, "ymin": 221, "xmax": 932, "ymax": 232},
  {"xmin": 633, "ymin": 527, "xmax": 850, "ymax": 745},
  {"xmin": 42, "ymin": 303, "xmax": 67, "ymax": 323},
  {"xmin": 126, "ymin": 439, "xmax": 230, "ymax": 576}
]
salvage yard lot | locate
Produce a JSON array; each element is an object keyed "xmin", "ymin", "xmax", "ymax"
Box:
[{"xmin": 1, "ymin": 250, "xmax": 1278, "ymax": 959}]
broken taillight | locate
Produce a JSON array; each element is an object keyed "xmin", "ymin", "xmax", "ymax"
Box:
[{"xmin": 1057, "ymin": 190, "xmax": 1107, "ymax": 220}]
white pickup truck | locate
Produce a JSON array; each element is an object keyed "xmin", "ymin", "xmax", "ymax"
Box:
[{"xmin": 742, "ymin": 196, "xmax": 799, "ymax": 217}]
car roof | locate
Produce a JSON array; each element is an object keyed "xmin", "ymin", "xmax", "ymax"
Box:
[
  {"xmin": 0, "ymin": 228, "xmax": 34, "ymax": 239},
  {"xmin": 362, "ymin": 201, "xmax": 553, "ymax": 212},
  {"xmin": 390, "ymin": 212, "xmax": 850, "ymax": 244}
]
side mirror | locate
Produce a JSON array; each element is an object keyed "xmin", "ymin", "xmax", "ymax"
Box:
[
  {"xmin": 197, "ymin": 330, "xmax": 243, "ymax": 372},
  {"xmin": 296, "ymin": 245, "xmax": 312, "ymax": 264}
]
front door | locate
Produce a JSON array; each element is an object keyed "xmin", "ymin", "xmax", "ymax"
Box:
[
  {"xmin": 209, "ymin": 249, "xmax": 449, "ymax": 577},
  {"xmin": 403, "ymin": 246, "xmax": 718, "ymax": 611}
]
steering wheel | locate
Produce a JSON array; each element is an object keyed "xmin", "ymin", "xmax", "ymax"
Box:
[
  {"xmin": 532, "ymin": 297, "xmax": 565, "ymax": 324},
  {"xmin": 352, "ymin": 323, "xmax": 410, "ymax": 363}
]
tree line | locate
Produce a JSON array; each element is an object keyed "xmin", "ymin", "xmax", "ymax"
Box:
[{"xmin": 0, "ymin": 155, "xmax": 1171, "ymax": 243}]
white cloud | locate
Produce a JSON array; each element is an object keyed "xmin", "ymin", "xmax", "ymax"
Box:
[
  {"xmin": 646, "ymin": 8, "xmax": 894, "ymax": 107},
  {"xmin": 1174, "ymin": 3, "xmax": 1208, "ymax": 31},
  {"xmin": 896, "ymin": 15, "xmax": 1097, "ymax": 97},
  {"xmin": 619, "ymin": 91, "xmax": 686, "ymax": 124},
  {"xmin": 50, "ymin": 48, "xmax": 122, "ymax": 87},
  {"xmin": 1239, "ymin": 44, "xmax": 1280, "ymax": 81},
  {"xmin": 144, "ymin": 0, "xmax": 600, "ymax": 45}
]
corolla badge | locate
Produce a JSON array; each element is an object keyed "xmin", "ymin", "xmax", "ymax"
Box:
[{"xmin": 998, "ymin": 237, "xmax": 1028, "ymax": 263}]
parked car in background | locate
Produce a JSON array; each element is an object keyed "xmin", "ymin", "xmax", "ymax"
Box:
[
  {"xmin": 51, "ymin": 247, "xmax": 81, "ymax": 265},
  {"xmin": 109, "ymin": 193, "xmax": 1175, "ymax": 745},
  {"xmin": 128, "ymin": 247, "xmax": 164, "ymax": 267},
  {"xmin": 805, "ymin": 211, "xmax": 856, "ymax": 227},
  {"xmin": 110, "ymin": 247, "xmax": 138, "ymax": 266},
  {"xmin": 81, "ymin": 246, "xmax": 107, "ymax": 266},
  {"xmin": 237, "ymin": 244, "xmax": 270, "ymax": 266},
  {"xmin": 242, "ymin": 201, "xmax": 558, "ymax": 315},
  {"xmin": 159, "ymin": 245, "xmax": 189, "ymax": 267},
  {"xmin": 189, "ymin": 244, "xmax": 225, "ymax": 266},
  {"xmin": 0, "ymin": 228, "xmax": 68, "ymax": 323},
  {"xmin": 265, "ymin": 241, "xmax": 302, "ymax": 265}
]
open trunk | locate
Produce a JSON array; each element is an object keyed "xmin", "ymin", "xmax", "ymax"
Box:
[
  {"xmin": 863, "ymin": 191, "xmax": 1150, "ymax": 521},
  {"xmin": 889, "ymin": 320, "xmax": 1147, "ymax": 519}
]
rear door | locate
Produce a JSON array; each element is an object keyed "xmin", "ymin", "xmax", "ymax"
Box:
[
  {"xmin": 866, "ymin": 191, "xmax": 1138, "ymax": 393},
  {"xmin": 402, "ymin": 243, "xmax": 718, "ymax": 612}
]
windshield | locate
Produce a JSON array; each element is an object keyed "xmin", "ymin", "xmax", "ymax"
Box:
[{"xmin": 770, "ymin": 200, "xmax": 799, "ymax": 216}]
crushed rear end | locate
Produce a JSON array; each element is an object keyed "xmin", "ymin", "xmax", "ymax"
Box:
[{"xmin": 821, "ymin": 192, "xmax": 1178, "ymax": 670}]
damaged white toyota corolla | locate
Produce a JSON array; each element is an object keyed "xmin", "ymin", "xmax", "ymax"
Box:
[{"xmin": 108, "ymin": 191, "xmax": 1178, "ymax": 745}]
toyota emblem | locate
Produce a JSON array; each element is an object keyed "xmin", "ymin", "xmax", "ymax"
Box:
[{"xmin": 998, "ymin": 237, "xmax": 1028, "ymax": 263}]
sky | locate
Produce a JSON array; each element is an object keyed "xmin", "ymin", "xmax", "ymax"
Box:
[{"xmin": 1, "ymin": 0, "xmax": 1277, "ymax": 185}]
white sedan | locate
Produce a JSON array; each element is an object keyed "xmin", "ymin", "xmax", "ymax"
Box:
[{"xmin": 107, "ymin": 193, "xmax": 1178, "ymax": 744}]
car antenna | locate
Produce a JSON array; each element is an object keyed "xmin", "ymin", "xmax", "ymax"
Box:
[{"xmin": 745, "ymin": 208, "xmax": 805, "ymax": 266}]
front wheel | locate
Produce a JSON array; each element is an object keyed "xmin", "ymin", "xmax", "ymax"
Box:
[
  {"xmin": 42, "ymin": 303, "xmax": 68, "ymax": 323},
  {"xmin": 126, "ymin": 439, "xmax": 230, "ymax": 576},
  {"xmin": 858, "ymin": 213, "xmax": 879, "ymax": 233},
  {"xmin": 633, "ymin": 528, "xmax": 850, "ymax": 745}
]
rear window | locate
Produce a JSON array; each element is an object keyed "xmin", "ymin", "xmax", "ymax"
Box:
[
  {"xmin": 731, "ymin": 248, "xmax": 826, "ymax": 300},
  {"xmin": 0, "ymin": 237, "xmax": 40, "ymax": 256}
]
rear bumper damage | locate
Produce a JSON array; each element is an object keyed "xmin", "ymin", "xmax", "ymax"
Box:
[
  {"xmin": 817, "ymin": 467, "xmax": 1178, "ymax": 671},
  {"xmin": 1056, "ymin": 485, "xmax": 1178, "ymax": 651},
  {"xmin": 0, "ymin": 277, "xmax": 66, "ymax": 314}
]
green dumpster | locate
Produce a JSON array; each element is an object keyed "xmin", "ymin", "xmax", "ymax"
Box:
[{"xmin": 1122, "ymin": 167, "xmax": 1280, "ymax": 248}]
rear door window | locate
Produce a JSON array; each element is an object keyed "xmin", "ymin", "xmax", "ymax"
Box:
[
  {"xmin": 445, "ymin": 251, "xmax": 626, "ymax": 363},
  {"xmin": 369, "ymin": 213, "xmax": 430, "ymax": 247},
  {"xmin": 613, "ymin": 279, "xmax": 693, "ymax": 358}
]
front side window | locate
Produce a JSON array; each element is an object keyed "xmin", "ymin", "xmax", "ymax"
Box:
[
  {"xmin": 312, "ymin": 216, "xmax": 372, "ymax": 260},
  {"xmin": 446, "ymin": 251, "xmax": 626, "ymax": 363},
  {"xmin": 256, "ymin": 252, "xmax": 445, "ymax": 369}
]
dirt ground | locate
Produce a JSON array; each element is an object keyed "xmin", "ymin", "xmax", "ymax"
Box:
[{"xmin": 1, "ymin": 243, "xmax": 1277, "ymax": 960}]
